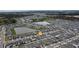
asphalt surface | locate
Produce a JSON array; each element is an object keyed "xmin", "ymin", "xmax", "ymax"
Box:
[{"xmin": 0, "ymin": 38, "xmax": 3, "ymax": 48}]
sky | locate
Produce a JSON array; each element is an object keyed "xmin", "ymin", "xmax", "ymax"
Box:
[{"xmin": 0, "ymin": 0, "xmax": 79, "ymax": 10}]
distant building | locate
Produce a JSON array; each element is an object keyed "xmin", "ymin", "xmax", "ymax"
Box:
[{"xmin": 33, "ymin": 22, "xmax": 50, "ymax": 26}]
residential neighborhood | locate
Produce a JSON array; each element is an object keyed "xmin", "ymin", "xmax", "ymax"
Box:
[{"xmin": 0, "ymin": 10, "xmax": 79, "ymax": 48}]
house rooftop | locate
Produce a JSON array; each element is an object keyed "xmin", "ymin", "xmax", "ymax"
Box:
[{"xmin": 33, "ymin": 22, "xmax": 50, "ymax": 26}]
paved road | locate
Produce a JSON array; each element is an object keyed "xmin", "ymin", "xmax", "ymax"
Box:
[{"xmin": 0, "ymin": 38, "xmax": 3, "ymax": 48}]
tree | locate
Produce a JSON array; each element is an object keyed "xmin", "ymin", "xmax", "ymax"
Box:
[
  {"xmin": 10, "ymin": 19, "xmax": 17, "ymax": 23},
  {"xmin": 32, "ymin": 19, "xmax": 38, "ymax": 22}
]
